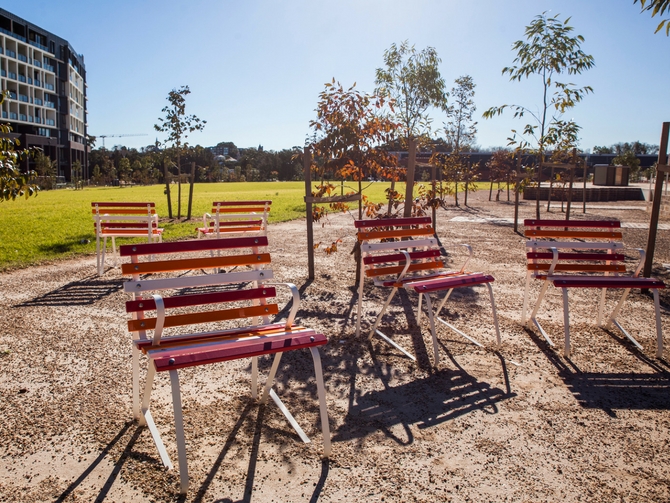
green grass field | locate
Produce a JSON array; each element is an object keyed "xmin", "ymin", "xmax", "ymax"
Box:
[{"xmin": 0, "ymin": 181, "xmax": 400, "ymax": 270}]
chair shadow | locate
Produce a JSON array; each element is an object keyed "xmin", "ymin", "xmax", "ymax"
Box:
[
  {"xmin": 525, "ymin": 326, "xmax": 670, "ymax": 415},
  {"xmin": 333, "ymin": 354, "xmax": 514, "ymax": 445},
  {"xmin": 13, "ymin": 276, "xmax": 124, "ymax": 308}
]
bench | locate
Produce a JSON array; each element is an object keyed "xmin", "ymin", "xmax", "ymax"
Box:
[
  {"xmin": 355, "ymin": 216, "xmax": 501, "ymax": 366},
  {"xmin": 91, "ymin": 202, "xmax": 163, "ymax": 275},
  {"xmin": 521, "ymin": 219, "xmax": 666, "ymax": 357},
  {"xmin": 196, "ymin": 200, "xmax": 271, "ymax": 239},
  {"xmin": 119, "ymin": 235, "xmax": 330, "ymax": 494}
]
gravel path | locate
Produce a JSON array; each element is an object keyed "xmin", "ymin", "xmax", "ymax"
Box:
[{"xmin": 0, "ymin": 191, "xmax": 668, "ymax": 502}]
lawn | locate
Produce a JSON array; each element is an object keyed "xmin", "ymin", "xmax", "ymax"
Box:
[{"xmin": 0, "ymin": 180, "xmax": 412, "ymax": 270}]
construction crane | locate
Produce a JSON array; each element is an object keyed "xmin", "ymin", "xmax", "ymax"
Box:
[{"xmin": 97, "ymin": 133, "xmax": 148, "ymax": 149}]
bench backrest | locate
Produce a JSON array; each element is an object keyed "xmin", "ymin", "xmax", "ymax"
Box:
[
  {"xmin": 120, "ymin": 236, "xmax": 283, "ymax": 347},
  {"xmin": 208, "ymin": 200, "xmax": 272, "ymax": 236},
  {"xmin": 356, "ymin": 217, "xmax": 447, "ymax": 283},
  {"xmin": 92, "ymin": 202, "xmax": 159, "ymax": 235},
  {"xmin": 524, "ymin": 219, "xmax": 629, "ymax": 277}
]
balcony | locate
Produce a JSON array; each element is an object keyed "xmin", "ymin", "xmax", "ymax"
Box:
[
  {"xmin": 45, "ymin": 83, "xmax": 55, "ymax": 91},
  {"xmin": 8, "ymin": 91, "xmax": 16, "ymax": 99},
  {"xmin": 18, "ymin": 54, "xmax": 28, "ymax": 63},
  {"xmin": 18, "ymin": 75, "xmax": 27, "ymax": 83},
  {"xmin": 34, "ymin": 60, "xmax": 42, "ymax": 68},
  {"xmin": 45, "ymin": 64, "xmax": 55, "ymax": 72},
  {"xmin": 19, "ymin": 114, "xmax": 27, "ymax": 121},
  {"xmin": 28, "ymin": 77, "xmax": 32, "ymax": 85},
  {"xmin": 34, "ymin": 79, "xmax": 41, "ymax": 86},
  {"xmin": 6, "ymin": 49, "xmax": 16, "ymax": 58},
  {"xmin": 45, "ymin": 119, "xmax": 55, "ymax": 126},
  {"xmin": 28, "ymin": 116, "xmax": 33, "ymax": 122},
  {"xmin": 45, "ymin": 101, "xmax": 56, "ymax": 108},
  {"xmin": 0, "ymin": 27, "xmax": 27, "ymax": 43},
  {"xmin": 34, "ymin": 116, "xmax": 41, "ymax": 123},
  {"xmin": 10, "ymin": 112, "xmax": 17, "ymax": 120},
  {"xmin": 34, "ymin": 98, "xmax": 43, "ymax": 105},
  {"xmin": 0, "ymin": 70, "xmax": 5, "ymax": 77},
  {"xmin": 19, "ymin": 94, "xmax": 29, "ymax": 103},
  {"xmin": 1, "ymin": 111, "xmax": 6, "ymax": 119},
  {"xmin": 8, "ymin": 72, "xmax": 17, "ymax": 80},
  {"xmin": 29, "ymin": 40, "xmax": 49, "ymax": 52}
]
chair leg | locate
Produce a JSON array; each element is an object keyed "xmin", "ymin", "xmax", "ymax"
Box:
[
  {"xmin": 422, "ymin": 294, "xmax": 441, "ymax": 366},
  {"xmin": 100, "ymin": 237, "xmax": 108, "ymax": 274},
  {"xmin": 561, "ymin": 288, "xmax": 571, "ymax": 357},
  {"xmin": 141, "ymin": 364, "xmax": 173, "ymax": 471},
  {"xmin": 597, "ymin": 287, "xmax": 608, "ymax": 326},
  {"xmin": 486, "ymin": 283, "xmax": 502, "ymax": 348},
  {"xmin": 435, "ymin": 288, "xmax": 454, "ymax": 317},
  {"xmin": 417, "ymin": 292, "xmax": 423, "ymax": 324},
  {"xmin": 95, "ymin": 234, "xmax": 102, "ymax": 275},
  {"xmin": 309, "ymin": 347, "xmax": 332, "ymax": 457},
  {"xmin": 169, "ymin": 369, "xmax": 189, "ymax": 495},
  {"xmin": 605, "ymin": 288, "xmax": 631, "ymax": 330},
  {"xmin": 521, "ymin": 271, "xmax": 532, "ymax": 323},
  {"xmin": 251, "ymin": 356, "xmax": 258, "ymax": 400},
  {"xmin": 260, "ymin": 352, "xmax": 283, "ymax": 405},
  {"xmin": 111, "ymin": 237, "xmax": 117, "ymax": 269},
  {"xmin": 356, "ymin": 262, "xmax": 365, "ymax": 337},
  {"xmin": 367, "ymin": 287, "xmax": 399, "ymax": 341},
  {"xmin": 654, "ymin": 289, "xmax": 664, "ymax": 358},
  {"xmin": 132, "ymin": 343, "xmax": 140, "ymax": 420}
]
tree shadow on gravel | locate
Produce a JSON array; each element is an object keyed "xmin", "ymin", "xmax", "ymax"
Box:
[
  {"xmin": 525, "ymin": 326, "xmax": 670, "ymax": 415},
  {"xmin": 13, "ymin": 275, "xmax": 124, "ymax": 307}
]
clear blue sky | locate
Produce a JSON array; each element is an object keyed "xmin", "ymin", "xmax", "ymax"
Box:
[{"xmin": 6, "ymin": 0, "xmax": 670, "ymax": 152}]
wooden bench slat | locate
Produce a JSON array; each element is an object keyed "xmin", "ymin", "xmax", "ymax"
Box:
[
  {"xmin": 551, "ymin": 277, "xmax": 666, "ymax": 289},
  {"xmin": 527, "ymin": 252, "xmax": 625, "ymax": 261},
  {"xmin": 126, "ymin": 287, "xmax": 277, "ymax": 313},
  {"xmin": 92, "ymin": 202, "xmax": 155, "ymax": 208},
  {"xmin": 411, "ymin": 273, "xmax": 495, "ymax": 293},
  {"xmin": 525, "ymin": 230, "xmax": 623, "ymax": 239},
  {"xmin": 358, "ymin": 227, "xmax": 435, "ymax": 242},
  {"xmin": 524, "ymin": 219, "xmax": 621, "ymax": 228},
  {"xmin": 212, "ymin": 200, "xmax": 272, "ymax": 206},
  {"xmin": 363, "ymin": 249, "xmax": 441, "ymax": 265},
  {"xmin": 354, "ymin": 216, "xmax": 432, "ymax": 229},
  {"xmin": 528, "ymin": 263, "xmax": 627, "ymax": 273},
  {"xmin": 135, "ymin": 322, "xmax": 294, "ymax": 351},
  {"xmin": 151, "ymin": 331, "xmax": 325, "ymax": 371},
  {"xmin": 121, "ymin": 252, "xmax": 271, "ymax": 275},
  {"xmin": 92, "ymin": 208, "xmax": 156, "ymax": 215},
  {"xmin": 120, "ymin": 236, "xmax": 269, "ymax": 257},
  {"xmin": 128, "ymin": 303, "xmax": 280, "ymax": 332},
  {"xmin": 366, "ymin": 260, "xmax": 445, "ymax": 278}
]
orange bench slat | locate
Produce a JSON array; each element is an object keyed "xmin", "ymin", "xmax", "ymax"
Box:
[
  {"xmin": 525, "ymin": 230, "xmax": 623, "ymax": 239},
  {"xmin": 524, "ymin": 219, "xmax": 621, "ymax": 229},
  {"xmin": 366, "ymin": 260, "xmax": 445, "ymax": 278},
  {"xmin": 128, "ymin": 303, "xmax": 280, "ymax": 332},
  {"xmin": 528, "ymin": 263, "xmax": 627, "ymax": 273},
  {"xmin": 410, "ymin": 273, "xmax": 495, "ymax": 293}
]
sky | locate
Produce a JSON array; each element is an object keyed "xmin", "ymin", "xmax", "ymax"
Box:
[{"xmin": 5, "ymin": 0, "xmax": 670, "ymax": 152}]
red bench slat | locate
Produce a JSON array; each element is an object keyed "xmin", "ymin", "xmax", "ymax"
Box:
[
  {"xmin": 152, "ymin": 331, "xmax": 326, "ymax": 371},
  {"xmin": 126, "ymin": 287, "xmax": 277, "ymax": 313},
  {"xmin": 92, "ymin": 202, "xmax": 156, "ymax": 208},
  {"xmin": 119, "ymin": 235, "xmax": 268, "ymax": 257},
  {"xmin": 212, "ymin": 201, "xmax": 272, "ymax": 206},
  {"xmin": 524, "ymin": 219, "xmax": 621, "ymax": 228},
  {"xmin": 363, "ymin": 249, "xmax": 441, "ymax": 265},
  {"xmin": 354, "ymin": 216, "xmax": 432, "ymax": 229},
  {"xmin": 527, "ymin": 252, "xmax": 625, "ymax": 262},
  {"xmin": 551, "ymin": 277, "xmax": 666, "ymax": 289},
  {"xmin": 410, "ymin": 274, "xmax": 494, "ymax": 293}
]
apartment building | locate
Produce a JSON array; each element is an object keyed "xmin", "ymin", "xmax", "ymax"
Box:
[{"xmin": 0, "ymin": 8, "xmax": 87, "ymax": 180}]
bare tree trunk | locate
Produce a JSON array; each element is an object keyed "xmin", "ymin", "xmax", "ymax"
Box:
[
  {"xmin": 187, "ymin": 161, "xmax": 196, "ymax": 220},
  {"xmin": 164, "ymin": 159, "xmax": 173, "ymax": 219},
  {"xmin": 403, "ymin": 139, "xmax": 417, "ymax": 217}
]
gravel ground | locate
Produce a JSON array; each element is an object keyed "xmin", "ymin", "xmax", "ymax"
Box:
[{"xmin": 0, "ymin": 190, "xmax": 669, "ymax": 503}]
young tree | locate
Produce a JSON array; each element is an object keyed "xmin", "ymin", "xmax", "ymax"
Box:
[
  {"xmin": 310, "ymin": 80, "xmax": 399, "ymax": 219},
  {"xmin": 484, "ymin": 12, "xmax": 594, "ymax": 218},
  {"xmin": 0, "ymin": 123, "xmax": 37, "ymax": 201},
  {"xmin": 635, "ymin": 0, "xmax": 670, "ymax": 34},
  {"xmin": 154, "ymin": 86, "xmax": 206, "ymax": 219},
  {"xmin": 375, "ymin": 41, "xmax": 446, "ymax": 215},
  {"xmin": 34, "ymin": 150, "xmax": 57, "ymax": 190}
]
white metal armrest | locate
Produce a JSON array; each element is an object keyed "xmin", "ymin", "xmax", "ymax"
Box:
[
  {"xmin": 396, "ymin": 250, "xmax": 412, "ymax": 283},
  {"xmin": 152, "ymin": 294, "xmax": 166, "ymax": 346},
  {"xmin": 630, "ymin": 247, "xmax": 645, "ymax": 277},
  {"xmin": 263, "ymin": 282, "xmax": 301, "ymax": 330},
  {"xmin": 202, "ymin": 212, "xmax": 213, "ymax": 228},
  {"xmin": 547, "ymin": 247, "xmax": 559, "ymax": 276}
]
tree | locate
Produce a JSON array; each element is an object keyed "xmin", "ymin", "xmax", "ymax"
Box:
[
  {"xmin": 375, "ymin": 41, "xmax": 446, "ymax": 215},
  {"xmin": 635, "ymin": 0, "xmax": 670, "ymax": 34},
  {"xmin": 72, "ymin": 159, "xmax": 83, "ymax": 189},
  {"xmin": 117, "ymin": 157, "xmax": 131, "ymax": 183},
  {"xmin": 310, "ymin": 80, "xmax": 398, "ymax": 219},
  {"xmin": 154, "ymin": 86, "xmax": 206, "ymax": 219},
  {"xmin": 484, "ymin": 12, "xmax": 595, "ymax": 218},
  {"xmin": 0, "ymin": 122, "xmax": 37, "ymax": 201},
  {"xmin": 34, "ymin": 150, "xmax": 57, "ymax": 190}
]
